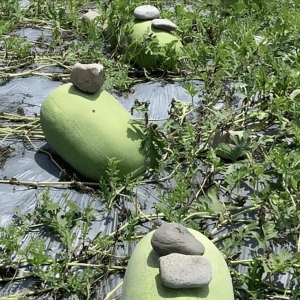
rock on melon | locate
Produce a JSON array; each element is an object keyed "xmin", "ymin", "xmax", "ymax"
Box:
[
  {"xmin": 121, "ymin": 229, "xmax": 234, "ymax": 300},
  {"xmin": 40, "ymin": 83, "xmax": 146, "ymax": 181},
  {"xmin": 129, "ymin": 20, "xmax": 183, "ymax": 69}
]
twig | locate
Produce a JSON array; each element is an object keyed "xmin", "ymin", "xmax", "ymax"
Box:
[
  {"xmin": 104, "ymin": 281, "xmax": 123, "ymax": 300},
  {"xmin": 0, "ymin": 179, "xmax": 99, "ymax": 187}
]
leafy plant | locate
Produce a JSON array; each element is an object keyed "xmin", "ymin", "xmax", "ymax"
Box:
[{"xmin": 2, "ymin": 0, "xmax": 300, "ymax": 299}]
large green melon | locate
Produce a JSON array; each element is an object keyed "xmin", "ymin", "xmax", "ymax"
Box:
[
  {"xmin": 40, "ymin": 83, "xmax": 146, "ymax": 181},
  {"xmin": 121, "ymin": 229, "xmax": 234, "ymax": 300},
  {"xmin": 129, "ymin": 20, "xmax": 183, "ymax": 69}
]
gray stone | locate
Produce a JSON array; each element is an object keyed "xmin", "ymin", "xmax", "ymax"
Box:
[
  {"xmin": 159, "ymin": 253, "xmax": 212, "ymax": 289},
  {"xmin": 134, "ymin": 5, "xmax": 160, "ymax": 20},
  {"xmin": 81, "ymin": 9, "xmax": 101, "ymax": 21},
  {"xmin": 212, "ymin": 101, "xmax": 225, "ymax": 111},
  {"xmin": 151, "ymin": 223, "xmax": 205, "ymax": 256},
  {"xmin": 70, "ymin": 63, "xmax": 105, "ymax": 94},
  {"xmin": 152, "ymin": 19, "xmax": 177, "ymax": 32}
]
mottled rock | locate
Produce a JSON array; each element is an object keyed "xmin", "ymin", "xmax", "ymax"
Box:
[
  {"xmin": 151, "ymin": 223, "xmax": 205, "ymax": 256},
  {"xmin": 159, "ymin": 253, "xmax": 212, "ymax": 289},
  {"xmin": 134, "ymin": 5, "xmax": 160, "ymax": 20},
  {"xmin": 70, "ymin": 63, "xmax": 105, "ymax": 94},
  {"xmin": 152, "ymin": 19, "xmax": 177, "ymax": 31},
  {"xmin": 81, "ymin": 9, "xmax": 101, "ymax": 21},
  {"xmin": 212, "ymin": 101, "xmax": 225, "ymax": 111}
]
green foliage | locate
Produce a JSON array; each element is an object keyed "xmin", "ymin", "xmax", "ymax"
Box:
[
  {"xmin": 184, "ymin": 82, "xmax": 198, "ymax": 106},
  {"xmin": 129, "ymin": 100, "xmax": 166, "ymax": 171},
  {"xmin": 0, "ymin": 188, "xmax": 115, "ymax": 299},
  {"xmin": 195, "ymin": 187, "xmax": 223, "ymax": 214},
  {"xmin": 3, "ymin": 36, "xmax": 32, "ymax": 59},
  {"xmin": 3, "ymin": 0, "xmax": 300, "ymax": 299},
  {"xmin": 155, "ymin": 173, "xmax": 192, "ymax": 222}
]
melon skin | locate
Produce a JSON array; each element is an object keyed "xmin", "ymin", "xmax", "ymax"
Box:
[
  {"xmin": 121, "ymin": 229, "xmax": 234, "ymax": 300},
  {"xmin": 129, "ymin": 20, "xmax": 183, "ymax": 69},
  {"xmin": 40, "ymin": 83, "xmax": 146, "ymax": 181}
]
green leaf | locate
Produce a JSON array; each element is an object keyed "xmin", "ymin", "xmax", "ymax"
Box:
[
  {"xmin": 45, "ymin": 201, "xmax": 61, "ymax": 212},
  {"xmin": 57, "ymin": 216, "xmax": 68, "ymax": 227},
  {"xmin": 252, "ymin": 222, "xmax": 277, "ymax": 249},
  {"xmin": 290, "ymin": 89, "xmax": 300, "ymax": 101},
  {"xmin": 207, "ymin": 187, "xmax": 222, "ymax": 213},
  {"xmin": 269, "ymin": 252, "xmax": 293, "ymax": 273},
  {"xmin": 67, "ymin": 200, "xmax": 80, "ymax": 212}
]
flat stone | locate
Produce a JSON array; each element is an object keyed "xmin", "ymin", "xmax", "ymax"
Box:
[
  {"xmin": 70, "ymin": 63, "xmax": 105, "ymax": 94},
  {"xmin": 81, "ymin": 9, "xmax": 101, "ymax": 21},
  {"xmin": 152, "ymin": 19, "xmax": 177, "ymax": 31},
  {"xmin": 134, "ymin": 5, "xmax": 160, "ymax": 20},
  {"xmin": 159, "ymin": 253, "xmax": 212, "ymax": 289},
  {"xmin": 151, "ymin": 223, "xmax": 205, "ymax": 256}
]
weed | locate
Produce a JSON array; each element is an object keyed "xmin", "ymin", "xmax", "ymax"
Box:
[{"xmin": 2, "ymin": 0, "xmax": 300, "ymax": 299}]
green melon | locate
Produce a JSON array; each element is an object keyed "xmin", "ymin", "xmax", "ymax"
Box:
[
  {"xmin": 40, "ymin": 83, "xmax": 146, "ymax": 181},
  {"xmin": 121, "ymin": 229, "xmax": 234, "ymax": 300},
  {"xmin": 129, "ymin": 20, "xmax": 183, "ymax": 69}
]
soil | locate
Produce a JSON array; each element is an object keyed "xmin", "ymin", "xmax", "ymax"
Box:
[{"xmin": 0, "ymin": 146, "xmax": 11, "ymax": 169}]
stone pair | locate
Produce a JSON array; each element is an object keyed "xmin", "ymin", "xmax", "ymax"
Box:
[
  {"xmin": 151, "ymin": 223, "xmax": 212, "ymax": 289},
  {"xmin": 133, "ymin": 5, "xmax": 177, "ymax": 32}
]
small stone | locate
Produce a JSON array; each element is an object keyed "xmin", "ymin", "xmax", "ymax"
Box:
[
  {"xmin": 212, "ymin": 101, "xmax": 225, "ymax": 110},
  {"xmin": 102, "ymin": 20, "xmax": 109, "ymax": 31},
  {"xmin": 70, "ymin": 63, "xmax": 105, "ymax": 94},
  {"xmin": 81, "ymin": 9, "xmax": 101, "ymax": 21},
  {"xmin": 159, "ymin": 253, "xmax": 212, "ymax": 289},
  {"xmin": 151, "ymin": 223, "xmax": 205, "ymax": 256},
  {"xmin": 134, "ymin": 5, "xmax": 160, "ymax": 20},
  {"xmin": 152, "ymin": 19, "xmax": 177, "ymax": 31}
]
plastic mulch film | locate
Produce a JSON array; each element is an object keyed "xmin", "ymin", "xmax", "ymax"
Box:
[
  {"xmin": 0, "ymin": 75, "xmax": 291, "ymax": 299},
  {"xmin": 0, "ymin": 76, "xmax": 209, "ymax": 299}
]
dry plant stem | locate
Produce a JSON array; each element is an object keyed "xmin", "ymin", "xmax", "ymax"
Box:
[
  {"xmin": 182, "ymin": 212, "xmax": 211, "ymax": 222},
  {"xmin": 136, "ymin": 201, "xmax": 151, "ymax": 222},
  {"xmin": 192, "ymin": 166, "xmax": 214, "ymax": 200},
  {"xmin": 0, "ymin": 274, "xmax": 32, "ymax": 282},
  {"xmin": 25, "ymin": 135, "xmax": 63, "ymax": 172},
  {"xmin": 0, "ymin": 113, "xmax": 37, "ymax": 121},
  {"xmin": 66, "ymin": 262, "xmax": 125, "ymax": 271},
  {"xmin": 211, "ymin": 231, "xmax": 236, "ymax": 244},
  {"xmin": 90, "ymin": 213, "xmax": 165, "ymax": 252},
  {"xmin": 104, "ymin": 281, "xmax": 123, "ymax": 300},
  {"xmin": 230, "ymin": 258, "xmax": 253, "ymax": 265},
  {"xmin": 0, "ymin": 287, "xmax": 54, "ymax": 299},
  {"xmin": 6, "ymin": 70, "xmax": 64, "ymax": 79},
  {"xmin": 0, "ymin": 179, "xmax": 99, "ymax": 187},
  {"xmin": 107, "ymin": 213, "xmax": 165, "ymax": 237},
  {"xmin": 158, "ymin": 163, "xmax": 182, "ymax": 182},
  {"xmin": 210, "ymin": 206, "xmax": 259, "ymax": 235},
  {"xmin": 5, "ymin": 63, "xmax": 56, "ymax": 77},
  {"xmin": 180, "ymin": 108, "xmax": 195, "ymax": 125},
  {"xmin": 0, "ymin": 59, "xmax": 35, "ymax": 71},
  {"xmin": 37, "ymin": 57, "xmax": 71, "ymax": 69}
]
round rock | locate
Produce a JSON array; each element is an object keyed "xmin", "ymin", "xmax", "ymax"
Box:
[
  {"xmin": 81, "ymin": 9, "xmax": 101, "ymax": 21},
  {"xmin": 152, "ymin": 19, "xmax": 177, "ymax": 31},
  {"xmin": 134, "ymin": 5, "xmax": 160, "ymax": 20},
  {"xmin": 151, "ymin": 223, "xmax": 205, "ymax": 256},
  {"xmin": 70, "ymin": 63, "xmax": 105, "ymax": 94},
  {"xmin": 159, "ymin": 253, "xmax": 212, "ymax": 289}
]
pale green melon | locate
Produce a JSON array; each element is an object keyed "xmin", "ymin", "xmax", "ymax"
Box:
[
  {"xmin": 129, "ymin": 20, "xmax": 183, "ymax": 69},
  {"xmin": 40, "ymin": 83, "xmax": 146, "ymax": 181},
  {"xmin": 121, "ymin": 229, "xmax": 234, "ymax": 300}
]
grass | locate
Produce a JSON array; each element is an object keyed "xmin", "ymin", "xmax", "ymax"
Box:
[{"xmin": 1, "ymin": 0, "xmax": 300, "ymax": 299}]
